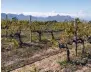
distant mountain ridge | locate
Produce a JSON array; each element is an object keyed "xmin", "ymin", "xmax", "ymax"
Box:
[{"xmin": 1, "ymin": 13, "xmax": 74, "ymax": 22}]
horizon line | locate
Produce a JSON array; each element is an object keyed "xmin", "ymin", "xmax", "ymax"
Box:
[{"xmin": 1, "ymin": 12, "xmax": 83, "ymax": 18}]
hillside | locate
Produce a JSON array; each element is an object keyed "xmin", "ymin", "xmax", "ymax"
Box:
[{"xmin": 1, "ymin": 13, "xmax": 74, "ymax": 21}]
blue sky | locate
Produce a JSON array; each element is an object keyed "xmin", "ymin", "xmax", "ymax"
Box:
[{"xmin": 1, "ymin": 0, "xmax": 91, "ymax": 18}]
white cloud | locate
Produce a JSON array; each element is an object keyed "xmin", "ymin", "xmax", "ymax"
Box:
[
  {"xmin": 22, "ymin": 11, "xmax": 59, "ymax": 17},
  {"xmin": 76, "ymin": 10, "xmax": 86, "ymax": 18},
  {"xmin": 3, "ymin": 10, "xmax": 91, "ymax": 18},
  {"xmin": 3, "ymin": 11, "xmax": 72, "ymax": 17}
]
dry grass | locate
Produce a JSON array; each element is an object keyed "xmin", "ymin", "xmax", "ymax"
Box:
[
  {"xmin": 2, "ymin": 40, "xmax": 91, "ymax": 72},
  {"xmin": 11, "ymin": 43, "xmax": 91, "ymax": 72}
]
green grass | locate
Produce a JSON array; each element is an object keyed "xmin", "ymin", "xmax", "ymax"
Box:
[{"xmin": 58, "ymin": 60, "xmax": 78, "ymax": 71}]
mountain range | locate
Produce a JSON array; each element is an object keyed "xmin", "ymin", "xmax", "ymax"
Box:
[{"xmin": 1, "ymin": 13, "xmax": 74, "ymax": 22}]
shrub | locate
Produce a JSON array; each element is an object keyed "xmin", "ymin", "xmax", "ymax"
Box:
[{"xmin": 12, "ymin": 39, "xmax": 19, "ymax": 48}]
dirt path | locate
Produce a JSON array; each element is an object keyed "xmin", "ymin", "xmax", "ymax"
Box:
[
  {"xmin": 75, "ymin": 64, "xmax": 91, "ymax": 72},
  {"xmin": 11, "ymin": 51, "xmax": 66, "ymax": 72},
  {"xmin": 2, "ymin": 48, "xmax": 66, "ymax": 72},
  {"xmin": 4, "ymin": 43, "xmax": 91, "ymax": 72},
  {"xmin": 11, "ymin": 48, "xmax": 74, "ymax": 72},
  {"xmin": 11, "ymin": 48, "xmax": 91, "ymax": 72}
]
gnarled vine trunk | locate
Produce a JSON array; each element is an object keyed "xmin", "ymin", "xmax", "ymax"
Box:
[{"xmin": 66, "ymin": 44, "xmax": 70, "ymax": 62}]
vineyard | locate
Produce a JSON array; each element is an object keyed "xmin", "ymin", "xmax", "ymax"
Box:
[{"xmin": 1, "ymin": 17, "xmax": 91, "ymax": 72}]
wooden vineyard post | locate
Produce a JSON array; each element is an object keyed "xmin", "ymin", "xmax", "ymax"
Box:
[
  {"xmin": 51, "ymin": 31, "xmax": 55, "ymax": 40},
  {"xmin": 29, "ymin": 16, "xmax": 32, "ymax": 42},
  {"xmin": 38, "ymin": 31, "xmax": 42, "ymax": 42},
  {"xmin": 74, "ymin": 19, "xmax": 78, "ymax": 56},
  {"xmin": 82, "ymin": 40, "xmax": 85, "ymax": 55},
  {"xmin": 6, "ymin": 15, "xmax": 8, "ymax": 38}
]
